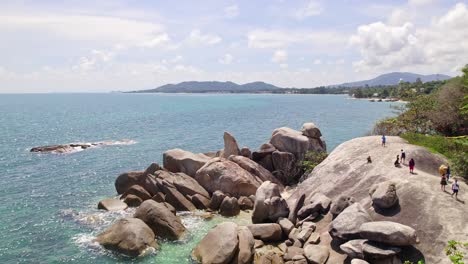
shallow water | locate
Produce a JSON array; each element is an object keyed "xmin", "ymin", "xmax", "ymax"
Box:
[{"xmin": 0, "ymin": 93, "xmax": 400, "ymax": 263}]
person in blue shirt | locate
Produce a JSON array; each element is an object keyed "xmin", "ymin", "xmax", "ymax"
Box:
[{"xmin": 382, "ymin": 135, "xmax": 386, "ymax": 147}]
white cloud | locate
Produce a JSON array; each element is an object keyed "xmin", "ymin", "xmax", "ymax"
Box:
[
  {"xmin": 294, "ymin": 0, "xmax": 323, "ymax": 19},
  {"xmin": 139, "ymin": 33, "xmax": 170, "ymax": 48},
  {"xmin": 279, "ymin": 63, "xmax": 289, "ymax": 69},
  {"xmin": 350, "ymin": 3, "xmax": 468, "ymax": 74},
  {"xmin": 272, "ymin": 50, "xmax": 288, "ymax": 63},
  {"xmin": 72, "ymin": 49, "xmax": 115, "ymax": 72},
  {"xmin": 408, "ymin": 0, "xmax": 435, "ymax": 6},
  {"xmin": 187, "ymin": 29, "xmax": 222, "ymax": 46},
  {"xmin": 219, "ymin": 54, "xmax": 234, "ymax": 64},
  {"xmin": 247, "ymin": 29, "xmax": 347, "ymax": 49},
  {"xmin": 224, "ymin": 5, "xmax": 239, "ymax": 19},
  {"xmin": 313, "ymin": 59, "xmax": 322, "ymax": 65}
]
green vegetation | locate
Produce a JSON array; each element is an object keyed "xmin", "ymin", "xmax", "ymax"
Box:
[
  {"xmin": 300, "ymin": 151, "xmax": 328, "ymax": 174},
  {"xmin": 372, "ymin": 64, "xmax": 468, "ymax": 180},
  {"xmin": 403, "ymin": 261, "xmax": 425, "ymax": 264},
  {"xmin": 445, "ymin": 240, "xmax": 468, "ymax": 264}
]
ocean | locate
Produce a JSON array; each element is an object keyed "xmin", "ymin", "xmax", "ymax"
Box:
[{"xmin": 0, "ymin": 93, "xmax": 401, "ymax": 263}]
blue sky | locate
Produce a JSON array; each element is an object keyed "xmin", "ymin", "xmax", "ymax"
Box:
[{"xmin": 0, "ymin": 0, "xmax": 467, "ymax": 92}]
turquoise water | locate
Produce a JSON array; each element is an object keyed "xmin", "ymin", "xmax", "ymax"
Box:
[{"xmin": 0, "ymin": 93, "xmax": 400, "ymax": 263}]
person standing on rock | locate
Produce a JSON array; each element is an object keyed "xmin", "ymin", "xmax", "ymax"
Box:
[
  {"xmin": 400, "ymin": 149, "xmax": 406, "ymax": 164},
  {"xmin": 409, "ymin": 158, "xmax": 415, "ymax": 174},
  {"xmin": 394, "ymin": 155, "xmax": 400, "ymax": 167},
  {"xmin": 451, "ymin": 179, "xmax": 460, "ymax": 199},
  {"xmin": 440, "ymin": 174, "xmax": 448, "ymax": 192},
  {"xmin": 446, "ymin": 166, "xmax": 451, "ymax": 182},
  {"xmin": 382, "ymin": 135, "xmax": 386, "ymax": 147}
]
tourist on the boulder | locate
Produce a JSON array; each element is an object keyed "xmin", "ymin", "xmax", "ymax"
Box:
[
  {"xmin": 440, "ymin": 174, "xmax": 448, "ymax": 191},
  {"xmin": 382, "ymin": 134, "xmax": 386, "ymax": 147},
  {"xmin": 409, "ymin": 158, "xmax": 415, "ymax": 174},
  {"xmin": 446, "ymin": 166, "xmax": 451, "ymax": 182},
  {"xmin": 394, "ymin": 155, "xmax": 400, "ymax": 167},
  {"xmin": 451, "ymin": 179, "xmax": 459, "ymax": 199},
  {"xmin": 400, "ymin": 149, "xmax": 406, "ymax": 164},
  {"xmin": 367, "ymin": 156, "xmax": 372, "ymax": 163}
]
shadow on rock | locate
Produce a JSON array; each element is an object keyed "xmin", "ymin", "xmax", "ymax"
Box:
[
  {"xmin": 372, "ymin": 203, "xmax": 401, "ymax": 217},
  {"xmin": 400, "ymin": 245, "xmax": 425, "ymax": 263}
]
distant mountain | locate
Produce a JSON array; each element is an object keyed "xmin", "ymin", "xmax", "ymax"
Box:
[
  {"xmin": 334, "ymin": 72, "xmax": 451, "ymax": 87},
  {"xmin": 128, "ymin": 81, "xmax": 282, "ymax": 93}
]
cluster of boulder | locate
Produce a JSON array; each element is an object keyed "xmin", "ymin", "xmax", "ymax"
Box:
[{"xmin": 95, "ymin": 123, "xmax": 326, "ymax": 258}]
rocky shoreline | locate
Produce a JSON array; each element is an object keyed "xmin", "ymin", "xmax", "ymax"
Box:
[
  {"xmin": 92, "ymin": 123, "xmax": 467, "ymax": 264},
  {"xmin": 30, "ymin": 139, "xmax": 136, "ymax": 154}
]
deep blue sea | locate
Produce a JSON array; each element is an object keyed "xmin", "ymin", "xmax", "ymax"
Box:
[{"xmin": 0, "ymin": 93, "xmax": 401, "ymax": 263}]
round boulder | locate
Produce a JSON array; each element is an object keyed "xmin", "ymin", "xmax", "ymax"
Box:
[
  {"xmin": 359, "ymin": 221, "xmax": 419, "ymax": 246},
  {"xmin": 219, "ymin": 196, "xmax": 241, "ymax": 217},
  {"xmin": 98, "ymin": 198, "xmax": 128, "ymax": 211},
  {"xmin": 369, "ymin": 181, "xmax": 399, "ymax": 209},
  {"xmin": 192, "ymin": 222, "xmax": 239, "ymax": 264}
]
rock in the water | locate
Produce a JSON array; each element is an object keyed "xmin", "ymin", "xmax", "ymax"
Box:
[
  {"xmin": 163, "ymin": 148, "xmax": 211, "ymax": 177},
  {"xmin": 301, "ymin": 123, "xmax": 322, "ymax": 138},
  {"xmin": 209, "ymin": 190, "xmax": 226, "ymax": 210},
  {"xmin": 303, "ymin": 245, "xmax": 329, "ymax": 264},
  {"xmin": 235, "ymin": 226, "xmax": 255, "ymax": 264},
  {"xmin": 98, "ymin": 198, "xmax": 128, "ymax": 211},
  {"xmin": 278, "ymin": 218, "xmax": 295, "ymax": 236},
  {"xmin": 191, "ymin": 194, "xmax": 211, "ymax": 210},
  {"xmin": 223, "ymin": 132, "xmax": 241, "ymax": 158},
  {"xmin": 96, "ymin": 218, "xmax": 157, "ymax": 256},
  {"xmin": 195, "ymin": 158, "xmax": 261, "ymax": 197},
  {"xmin": 247, "ymin": 223, "xmax": 283, "ymax": 242},
  {"xmin": 369, "ymin": 181, "xmax": 399, "ymax": 209},
  {"xmin": 229, "ymin": 155, "xmax": 283, "ymax": 186},
  {"xmin": 329, "ymin": 203, "xmax": 372, "ymax": 240},
  {"xmin": 252, "ymin": 181, "xmax": 289, "ymax": 223},
  {"xmin": 271, "ymin": 151, "xmax": 297, "ymax": 184},
  {"xmin": 122, "ymin": 185, "xmax": 152, "ymax": 201},
  {"xmin": 123, "ymin": 194, "xmax": 143, "ymax": 207},
  {"xmin": 219, "ymin": 196, "xmax": 241, "ymax": 217},
  {"xmin": 238, "ymin": 196, "xmax": 254, "ymax": 210},
  {"xmin": 192, "ymin": 222, "xmax": 239, "ymax": 264},
  {"xmin": 240, "ymin": 147, "xmax": 252, "ymax": 159},
  {"xmin": 115, "ymin": 163, "xmax": 161, "ymax": 194},
  {"xmin": 134, "ymin": 200, "xmax": 186, "ymax": 240},
  {"xmin": 330, "ymin": 195, "xmax": 356, "ymax": 218},
  {"xmin": 270, "ymin": 127, "xmax": 310, "ymax": 159},
  {"xmin": 359, "ymin": 221, "xmax": 419, "ymax": 246},
  {"xmin": 162, "ymin": 184, "xmax": 196, "ymax": 211}
]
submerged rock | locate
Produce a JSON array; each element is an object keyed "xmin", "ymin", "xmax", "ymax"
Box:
[
  {"xmin": 95, "ymin": 218, "xmax": 157, "ymax": 257},
  {"xmin": 98, "ymin": 198, "xmax": 128, "ymax": 211}
]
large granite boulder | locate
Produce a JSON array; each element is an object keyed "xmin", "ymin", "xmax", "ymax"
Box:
[
  {"xmin": 191, "ymin": 194, "xmax": 211, "ymax": 210},
  {"xmin": 252, "ymin": 181, "xmax": 289, "ymax": 223},
  {"xmin": 369, "ymin": 181, "xmax": 399, "ymax": 209},
  {"xmin": 153, "ymin": 170, "xmax": 210, "ymax": 199},
  {"xmin": 252, "ymin": 143, "xmax": 276, "ymax": 161},
  {"xmin": 134, "ymin": 200, "xmax": 186, "ymax": 240},
  {"xmin": 192, "ymin": 222, "xmax": 239, "ymax": 264},
  {"xmin": 121, "ymin": 185, "xmax": 152, "ymax": 201},
  {"xmin": 303, "ymin": 245, "xmax": 329, "ymax": 264},
  {"xmin": 163, "ymin": 149, "xmax": 211, "ymax": 177},
  {"xmin": 301, "ymin": 123, "xmax": 322, "ymax": 138},
  {"xmin": 329, "ymin": 203, "xmax": 372, "ymax": 240},
  {"xmin": 95, "ymin": 218, "xmax": 157, "ymax": 256},
  {"xmin": 330, "ymin": 195, "xmax": 356, "ymax": 218},
  {"xmin": 161, "ymin": 184, "xmax": 196, "ymax": 211},
  {"xmin": 340, "ymin": 239, "xmax": 401, "ymax": 260},
  {"xmin": 228, "ymin": 155, "xmax": 283, "ymax": 186},
  {"xmin": 297, "ymin": 193, "xmax": 331, "ymax": 219},
  {"xmin": 234, "ymin": 226, "xmax": 255, "ymax": 264},
  {"xmin": 247, "ymin": 223, "xmax": 283, "ymax": 242},
  {"xmin": 238, "ymin": 196, "xmax": 254, "ymax": 210},
  {"xmin": 98, "ymin": 198, "xmax": 128, "ymax": 211},
  {"xmin": 223, "ymin": 132, "xmax": 241, "ymax": 158},
  {"xmin": 240, "ymin": 147, "xmax": 252, "ymax": 159},
  {"xmin": 195, "ymin": 158, "xmax": 261, "ymax": 197},
  {"xmin": 359, "ymin": 221, "xmax": 419, "ymax": 246},
  {"xmin": 288, "ymin": 193, "xmax": 305, "ymax": 224},
  {"xmin": 271, "ymin": 150, "xmax": 297, "ymax": 184},
  {"xmin": 115, "ymin": 163, "xmax": 161, "ymax": 194},
  {"xmin": 123, "ymin": 194, "xmax": 143, "ymax": 207},
  {"xmin": 219, "ymin": 196, "xmax": 241, "ymax": 217},
  {"xmin": 270, "ymin": 127, "xmax": 310, "ymax": 159},
  {"xmin": 209, "ymin": 190, "xmax": 226, "ymax": 210},
  {"xmin": 340, "ymin": 239, "xmax": 367, "ymax": 259}
]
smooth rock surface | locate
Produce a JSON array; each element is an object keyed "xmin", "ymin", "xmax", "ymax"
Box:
[
  {"xmin": 235, "ymin": 226, "xmax": 255, "ymax": 264},
  {"xmin": 247, "ymin": 223, "xmax": 283, "ymax": 242},
  {"xmin": 252, "ymin": 181, "xmax": 289, "ymax": 223},
  {"xmin": 223, "ymin": 132, "xmax": 241, "ymax": 158},
  {"xmin": 329, "ymin": 203, "xmax": 372, "ymax": 240},
  {"xmin": 96, "ymin": 218, "xmax": 157, "ymax": 257},
  {"xmin": 229, "ymin": 155, "xmax": 283, "ymax": 186},
  {"xmin": 192, "ymin": 222, "xmax": 239, "ymax": 264},
  {"xmin": 369, "ymin": 181, "xmax": 399, "ymax": 209},
  {"xmin": 219, "ymin": 196, "xmax": 240, "ymax": 217},
  {"xmin": 98, "ymin": 198, "xmax": 128, "ymax": 211},
  {"xmin": 163, "ymin": 148, "xmax": 211, "ymax": 177},
  {"xmin": 359, "ymin": 221, "xmax": 419, "ymax": 246},
  {"xmin": 303, "ymin": 245, "xmax": 329, "ymax": 264}
]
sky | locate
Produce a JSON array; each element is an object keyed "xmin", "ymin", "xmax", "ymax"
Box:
[{"xmin": 0, "ymin": 0, "xmax": 467, "ymax": 93}]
